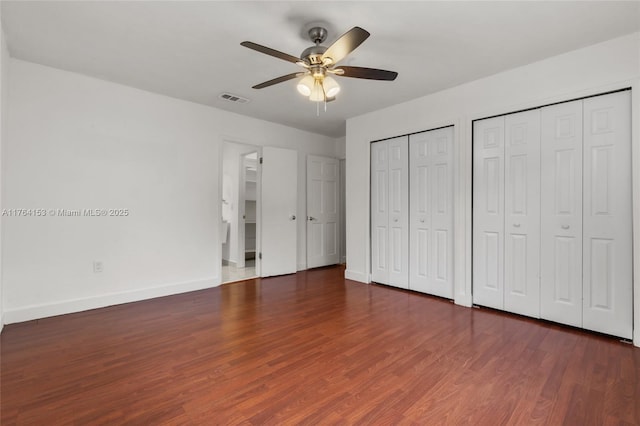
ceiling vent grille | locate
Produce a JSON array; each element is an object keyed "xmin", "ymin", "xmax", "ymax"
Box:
[{"xmin": 219, "ymin": 92, "xmax": 250, "ymax": 104}]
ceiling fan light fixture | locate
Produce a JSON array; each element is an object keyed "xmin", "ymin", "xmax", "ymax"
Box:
[{"xmin": 296, "ymin": 75, "xmax": 314, "ymax": 96}]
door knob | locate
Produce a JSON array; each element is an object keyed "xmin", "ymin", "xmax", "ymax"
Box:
[
  {"xmin": 308, "ymin": 216, "xmax": 316, "ymax": 221},
  {"xmin": 561, "ymin": 224, "xmax": 570, "ymax": 230},
  {"xmin": 393, "ymin": 218, "xmax": 398, "ymax": 223},
  {"xmin": 419, "ymin": 218, "xmax": 425, "ymax": 223},
  {"xmin": 290, "ymin": 215, "xmax": 296, "ymax": 221}
]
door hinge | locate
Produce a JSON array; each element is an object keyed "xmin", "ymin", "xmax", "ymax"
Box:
[
  {"xmin": 259, "ymin": 157, "xmax": 263, "ymax": 164},
  {"xmin": 258, "ymin": 252, "xmax": 262, "ymax": 259}
]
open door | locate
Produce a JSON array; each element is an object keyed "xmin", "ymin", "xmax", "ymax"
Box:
[
  {"xmin": 307, "ymin": 155, "xmax": 339, "ymax": 268},
  {"xmin": 261, "ymin": 146, "xmax": 297, "ymax": 277}
]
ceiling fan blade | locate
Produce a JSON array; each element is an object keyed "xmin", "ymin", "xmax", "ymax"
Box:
[
  {"xmin": 321, "ymin": 27, "xmax": 370, "ymax": 65},
  {"xmin": 240, "ymin": 41, "xmax": 300, "ymax": 64},
  {"xmin": 334, "ymin": 66, "xmax": 398, "ymax": 81},
  {"xmin": 252, "ymin": 73, "xmax": 305, "ymax": 89}
]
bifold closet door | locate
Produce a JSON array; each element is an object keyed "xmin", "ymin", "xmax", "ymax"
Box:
[
  {"xmin": 473, "ymin": 117, "xmax": 505, "ymax": 309},
  {"xmin": 473, "ymin": 112, "xmax": 541, "ymax": 315},
  {"xmin": 540, "ymin": 100, "xmax": 584, "ymax": 328},
  {"xmin": 503, "ymin": 110, "xmax": 541, "ymax": 318},
  {"xmin": 370, "ymin": 137, "xmax": 409, "ymax": 288},
  {"xmin": 582, "ymin": 91, "xmax": 632, "ymax": 339},
  {"xmin": 409, "ymin": 127, "xmax": 454, "ymax": 298}
]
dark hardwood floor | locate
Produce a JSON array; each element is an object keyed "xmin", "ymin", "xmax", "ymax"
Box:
[{"xmin": 2, "ymin": 265, "xmax": 639, "ymax": 425}]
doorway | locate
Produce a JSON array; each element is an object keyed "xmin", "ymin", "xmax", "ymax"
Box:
[{"xmin": 221, "ymin": 142, "xmax": 261, "ymax": 284}]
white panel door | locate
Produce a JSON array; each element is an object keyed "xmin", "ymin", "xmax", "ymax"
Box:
[
  {"xmin": 306, "ymin": 155, "xmax": 340, "ymax": 269},
  {"xmin": 473, "ymin": 117, "xmax": 505, "ymax": 309},
  {"xmin": 370, "ymin": 137, "xmax": 409, "ymax": 289},
  {"xmin": 409, "ymin": 127, "xmax": 454, "ymax": 298},
  {"xmin": 504, "ymin": 110, "xmax": 541, "ymax": 318},
  {"xmin": 261, "ymin": 146, "xmax": 297, "ymax": 277},
  {"xmin": 540, "ymin": 100, "xmax": 583, "ymax": 327},
  {"xmin": 371, "ymin": 141, "xmax": 390, "ymax": 285},
  {"xmin": 582, "ymin": 91, "xmax": 632, "ymax": 338},
  {"xmin": 387, "ymin": 137, "xmax": 409, "ymax": 289}
]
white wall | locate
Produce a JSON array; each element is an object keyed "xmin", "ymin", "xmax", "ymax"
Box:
[
  {"xmin": 0, "ymin": 23, "xmax": 8, "ymax": 332},
  {"xmin": 335, "ymin": 136, "xmax": 346, "ymax": 160},
  {"xmin": 345, "ymin": 32, "xmax": 640, "ymax": 344},
  {"xmin": 3, "ymin": 58, "xmax": 337, "ymax": 324}
]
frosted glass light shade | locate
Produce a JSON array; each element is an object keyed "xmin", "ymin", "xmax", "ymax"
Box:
[
  {"xmin": 296, "ymin": 75, "xmax": 314, "ymax": 96},
  {"xmin": 323, "ymin": 76, "xmax": 340, "ymax": 98},
  {"xmin": 309, "ymin": 80, "xmax": 325, "ymax": 102}
]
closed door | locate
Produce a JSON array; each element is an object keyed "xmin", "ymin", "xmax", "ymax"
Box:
[
  {"xmin": 582, "ymin": 91, "xmax": 632, "ymax": 339},
  {"xmin": 371, "ymin": 137, "xmax": 409, "ymax": 289},
  {"xmin": 540, "ymin": 100, "xmax": 583, "ymax": 327},
  {"xmin": 504, "ymin": 110, "xmax": 541, "ymax": 318},
  {"xmin": 409, "ymin": 127, "xmax": 454, "ymax": 298},
  {"xmin": 473, "ymin": 117, "xmax": 505, "ymax": 310},
  {"xmin": 371, "ymin": 141, "xmax": 389, "ymax": 284},
  {"xmin": 306, "ymin": 155, "xmax": 339, "ymax": 269},
  {"xmin": 261, "ymin": 146, "xmax": 297, "ymax": 277}
]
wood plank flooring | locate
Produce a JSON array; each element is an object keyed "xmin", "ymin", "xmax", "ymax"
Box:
[{"xmin": 2, "ymin": 265, "xmax": 639, "ymax": 425}]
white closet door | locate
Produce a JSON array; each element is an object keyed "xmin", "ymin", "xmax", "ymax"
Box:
[
  {"xmin": 504, "ymin": 110, "xmax": 541, "ymax": 318},
  {"xmin": 473, "ymin": 117, "xmax": 505, "ymax": 309},
  {"xmin": 371, "ymin": 141, "xmax": 390, "ymax": 285},
  {"xmin": 540, "ymin": 100, "xmax": 583, "ymax": 327},
  {"xmin": 306, "ymin": 155, "xmax": 339, "ymax": 269},
  {"xmin": 582, "ymin": 91, "xmax": 632, "ymax": 338},
  {"xmin": 371, "ymin": 137, "xmax": 409, "ymax": 288},
  {"xmin": 387, "ymin": 137, "xmax": 409, "ymax": 289},
  {"xmin": 409, "ymin": 127, "xmax": 454, "ymax": 298},
  {"xmin": 409, "ymin": 132, "xmax": 431, "ymax": 292}
]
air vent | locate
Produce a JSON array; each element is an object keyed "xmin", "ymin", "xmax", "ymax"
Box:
[{"xmin": 219, "ymin": 92, "xmax": 250, "ymax": 104}]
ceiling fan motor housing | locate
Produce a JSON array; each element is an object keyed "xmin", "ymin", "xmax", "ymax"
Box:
[
  {"xmin": 301, "ymin": 45, "xmax": 328, "ymax": 65},
  {"xmin": 300, "ymin": 27, "xmax": 330, "ymax": 66}
]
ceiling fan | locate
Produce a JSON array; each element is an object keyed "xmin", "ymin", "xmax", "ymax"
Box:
[{"xmin": 240, "ymin": 26, "xmax": 398, "ymax": 104}]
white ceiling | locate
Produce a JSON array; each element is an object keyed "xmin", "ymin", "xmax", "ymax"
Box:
[{"xmin": 1, "ymin": 1, "xmax": 639, "ymax": 138}]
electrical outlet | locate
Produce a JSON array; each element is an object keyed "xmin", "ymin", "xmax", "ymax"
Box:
[{"xmin": 93, "ymin": 261, "xmax": 103, "ymax": 273}]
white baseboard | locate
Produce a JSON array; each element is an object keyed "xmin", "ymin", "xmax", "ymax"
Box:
[
  {"xmin": 297, "ymin": 263, "xmax": 307, "ymax": 271},
  {"xmin": 345, "ymin": 269, "xmax": 370, "ymax": 283},
  {"xmin": 3, "ymin": 276, "xmax": 221, "ymax": 325}
]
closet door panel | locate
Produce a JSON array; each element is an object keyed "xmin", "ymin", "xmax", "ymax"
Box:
[
  {"xmin": 540, "ymin": 100, "xmax": 583, "ymax": 327},
  {"xmin": 409, "ymin": 132, "xmax": 432, "ymax": 292},
  {"xmin": 387, "ymin": 137, "xmax": 409, "ymax": 289},
  {"xmin": 430, "ymin": 127, "xmax": 454, "ymax": 298},
  {"xmin": 473, "ymin": 117, "xmax": 505, "ymax": 309},
  {"xmin": 410, "ymin": 127, "xmax": 454, "ymax": 298},
  {"xmin": 371, "ymin": 141, "xmax": 389, "ymax": 285},
  {"xmin": 582, "ymin": 91, "xmax": 632, "ymax": 338},
  {"xmin": 504, "ymin": 110, "xmax": 541, "ymax": 318}
]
